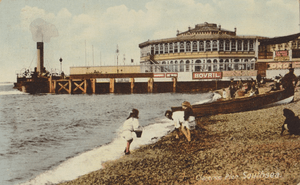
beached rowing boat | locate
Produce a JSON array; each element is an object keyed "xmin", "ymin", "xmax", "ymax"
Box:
[{"xmin": 171, "ymin": 89, "xmax": 294, "ymax": 117}]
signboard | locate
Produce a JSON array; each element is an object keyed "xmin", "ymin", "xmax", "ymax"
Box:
[
  {"xmin": 193, "ymin": 72, "xmax": 222, "ymax": 79},
  {"xmin": 275, "ymin": 50, "xmax": 288, "ymax": 57},
  {"xmin": 267, "ymin": 62, "xmax": 291, "ymax": 69},
  {"xmin": 222, "ymin": 70, "xmax": 257, "ymax": 77},
  {"xmin": 154, "ymin": 73, "xmax": 165, "ymax": 78},
  {"xmin": 166, "ymin": 73, "xmax": 178, "ymax": 78}
]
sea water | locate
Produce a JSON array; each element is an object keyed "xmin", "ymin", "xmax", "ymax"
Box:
[{"xmin": 0, "ymin": 83, "xmax": 212, "ymax": 185}]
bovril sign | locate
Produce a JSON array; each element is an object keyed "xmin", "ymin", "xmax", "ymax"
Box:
[{"xmin": 193, "ymin": 72, "xmax": 222, "ymax": 79}]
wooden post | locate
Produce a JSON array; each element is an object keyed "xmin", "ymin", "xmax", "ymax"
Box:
[
  {"xmin": 84, "ymin": 79, "xmax": 87, "ymax": 94},
  {"xmin": 130, "ymin": 78, "xmax": 134, "ymax": 93},
  {"xmin": 148, "ymin": 77, "xmax": 153, "ymax": 93},
  {"xmin": 69, "ymin": 79, "xmax": 72, "ymax": 94},
  {"xmin": 49, "ymin": 75, "xmax": 52, "ymax": 93},
  {"xmin": 92, "ymin": 78, "xmax": 96, "ymax": 94},
  {"xmin": 173, "ymin": 77, "xmax": 177, "ymax": 93},
  {"xmin": 53, "ymin": 80, "xmax": 56, "ymax": 93},
  {"xmin": 110, "ymin": 78, "xmax": 115, "ymax": 93}
]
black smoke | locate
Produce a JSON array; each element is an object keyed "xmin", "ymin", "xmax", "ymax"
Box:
[{"xmin": 30, "ymin": 18, "xmax": 59, "ymax": 43}]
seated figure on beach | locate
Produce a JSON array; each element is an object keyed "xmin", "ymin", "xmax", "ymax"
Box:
[
  {"xmin": 122, "ymin": 109, "xmax": 140, "ymax": 155},
  {"xmin": 249, "ymin": 81, "xmax": 259, "ymax": 97},
  {"xmin": 165, "ymin": 101, "xmax": 196, "ymax": 142},
  {"xmin": 281, "ymin": 108, "xmax": 300, "ymax": 136},
  {"xmin": 229, "ymin": 79, "xmax": 237, "ymax": 98}
]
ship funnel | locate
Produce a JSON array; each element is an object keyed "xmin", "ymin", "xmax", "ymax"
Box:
[{"xmin": 37, "ymin": 42, "xmax": 44, "ymax": 75}]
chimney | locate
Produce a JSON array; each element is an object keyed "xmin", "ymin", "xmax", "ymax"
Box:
[
  {"xmin": 234, "ymin": 27, "xmax": 237, "ymax": 33},
  {"xmin": 219, "ymin": 25, "xmax": 221, "ymax": 30},
  {"xmin": 37, "ymin": 42, "xmax": 44, "ymax": 75}
]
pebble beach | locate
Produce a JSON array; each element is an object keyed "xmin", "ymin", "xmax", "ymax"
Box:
[{"xmin": 59, "ymin": 89, "xmax": 300, "ymax": 185}]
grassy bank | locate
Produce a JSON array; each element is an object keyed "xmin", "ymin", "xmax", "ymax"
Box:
[{"xmin": 59, "ymin": 91, "xmax": 300, "ymax": 185}]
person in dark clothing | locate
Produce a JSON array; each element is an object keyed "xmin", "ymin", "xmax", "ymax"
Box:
[
  {"xmin": 281, "ymin": 68, "xmax": 298, "ymax": 94},
  {"xmin": 229, "ymin": 79, "xmax": 236, "ymax": 98},
  {"xmin": 256, "ymin": 74, "xmax": 262, "ymax": 87},
  {"xmin": 281, "ymin": 108, "xmax": 300, "ymax": 136}
]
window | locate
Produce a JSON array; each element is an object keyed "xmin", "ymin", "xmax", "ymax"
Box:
[
  {"xmin": 174, "ymin": 42, "xmax": 178, "ymax": 53},
  {"xmin": 207, "ymin": 59, "xmax": 212, "ymax": 71},
  {"xmin": 234, "ymin": 59, "xmax": 239, "ymax": 70},
  {"xmin": 225, "ymin": 59, "xmax": 230, "ymax": 70},
  {"xmin": 199, "ymin": 41, "xmax": 204, "ymax": 51},
  {"xmin": 225, "ymin": 40, "xmax": 230, "ymax": 51},
  {"xmin": 180, "ymin": 42, "xmax": 184, "ymax": 52},
  {"xmin": 160, "ymin": 44, "xmax": 163, "ymax": 54},
  {"xmin": 161, "ymin": 61, "xmax": 166, "ymax": 72},
  {"xmin": 180, "ymin": 60, "xmax": 184, "ymax": 72},
  {"xmin": 219, "ymin": 59, "xmax": 224, "ymax": 71},
  {"xmin": 195, "ymin": 60, "xmax": 202, "ymax": 71},
  {"xmin": 237, "ymin": 40, "xmax": 242, "ymax": 51},
  {"xmin": 249, "ymin": 40, "xmax": 254, "ymax": 51},
  {"xmin": 186, "ymin": 42, "xmax": 191, "ymax": 52},
  {"xmin": 193, "ymin": 41, "xmax": 198, "ymax": 52},
  {"xmin": 244, "ymin": 40, "xmax": 248, "ymax": 51},
  {"xmin": 164, "ymin": 44, "xmax": 168, "ymax": 54},
  {"xmin": 231, "ymin": 40, "xmax": 236, "ymax": 51},
  {"xmin": 169, "ymin": 43, "xmax": 173, "ymax": 53},
  {"xmin": 155, "ymin": 45, "xmax": 159, "ymax": 54},
  {"xmin": 169, "ymin": 61, "xmax": 173, "ymax": 72},
  {"xmin": 206, "ymin": 40, "xmax": 211, "ymax": 51},
  {"xmin": 212, "ymin": 40, "xmax": 218, "ymax": 51},
  {"xmin": 219, "ymin": 40, "xmax": 224, "ymax": 51},
  {"xmin": 213, "ymin": 59, "xmax": 218, "ymax": 71},
  {"xmin": 174, "ymin": 61, "xmax": 178, "ymax": 72},
  {"xmin": 186, "ymin": 60, "xmax": 190, "ymax": 72}
]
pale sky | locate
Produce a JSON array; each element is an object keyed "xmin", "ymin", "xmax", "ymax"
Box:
[{"xmin": 0, "ymin": 0, "xmax": 299, "ymax": 82}]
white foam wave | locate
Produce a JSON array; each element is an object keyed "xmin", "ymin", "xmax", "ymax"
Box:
[
  {"xmin": 0, "ymin": 83, "xmax": 14, "ymax": 86},
  {"xmin": 0, "ymin": 91, "xmax": 26, "ymax": 95},
  {"xmin": 20, "ymin": 118, "xmax": 174, "ymax": 185}
]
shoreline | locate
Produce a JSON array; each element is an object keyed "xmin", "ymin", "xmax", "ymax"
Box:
[{"xmin": 59, "ymin": 90, "xmax": 300, "ymax": 185}]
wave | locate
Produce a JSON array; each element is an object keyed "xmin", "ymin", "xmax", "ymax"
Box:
[
  {"xmin": 0, "ymin": 91, "xmax": 26, "ymax": 95},
  {"xmin": 20, "ymin": 118, "xmax": 174, "ymax": 185},
  {"xmin": 0, "ymin": 82, "xmax": 14, "ymax": 86}
]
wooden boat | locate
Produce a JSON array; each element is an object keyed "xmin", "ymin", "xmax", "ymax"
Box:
[{"xmin": 171, "ymin": 89, "xmax": 294, "ymax": 117}]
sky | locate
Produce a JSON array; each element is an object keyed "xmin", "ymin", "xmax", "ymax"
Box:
[{"xmin": 0, "ymin": 0, "xmax": 300, "ymax": 82}]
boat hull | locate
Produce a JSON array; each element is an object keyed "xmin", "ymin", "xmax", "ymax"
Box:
[{"xmin": 171, "ymin": 89, "xmax": 294, "ymax": 117}]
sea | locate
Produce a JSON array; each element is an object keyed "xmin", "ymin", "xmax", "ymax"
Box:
[{"xmin": 0, "ymin": 83, "xmax": 212, "ymax": 185}]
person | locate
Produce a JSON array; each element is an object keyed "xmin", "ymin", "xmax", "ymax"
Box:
[
  {"xmin": 281, "ymin": 67, "xmax": 298, "ymax": 94},
  {"xmin": 122, "ymin": 109, "xmax": 140, "ymax": 155},
  {"xmin": 256, "ymin": 74, "xmax": 262, "ymax": 87},
  {"xmin": 165, "ymin": 101, "xmax": 196, "ymax": 142},
  {"xmin": 222, "ymin": 88, "xmax": 227, "ymax": 99},
  {"xmin": 249, "ymin": 81, "xmax": 259, "ymax": 97},
  {"xmin": 229, "ymin": 79, "xmax": 236, "ymax": 98},
  {"xmin": 281, "ymin": 108, "xmax": 300, "ymax": 136},
  {"xmin": 211, "ymin": 91, "xmax": 222, "ymax": 102}
]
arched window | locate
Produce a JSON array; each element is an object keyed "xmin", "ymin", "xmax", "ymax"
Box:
[
  {"xmin": 186, "ymin": 60, "xmax": 190, "ymax": 72},
  {"xmin": 195, "ymin": 60, "xmax": 202, "ymax": 71},
  {"xmin": 234, "ymin": 59, "xmax": 239, "ymax": 70},
  {"xmin": 180, "ymin": 60, "xmax": 184, "ymax": 72},
  {"xmin": 180, "ymin": 42, "xmax": 184, "ymax": 52},
  {"xmin": 151, "ymin": 46, "xmax": 155, "ymax": 55},
  {"xmin": 199, "ymin": 41, "xmax": 204, "ymax": 51},
  {"xmin": 207, "ymin": 59, "xmax": 212, "ymax": 71},
  {"xmin": 174, "ymin": 61, "xmax": 178, "ymax": 72},
  {"xmin": 192, "ymin": 41, "xmax": 198, "ymax": 52},
  {"xmin": 219, "ymin": 40, "xmax": 224, "ymax": 51},
  {"xmin": 244, "ymin": 40, "xmax": 248, "ymax": 51},
  {"xmin": 212, "ymin": 40, "xmax": 218, "ymax": 51},
  {"xmin": 169, "ymin": 61, "xmax": 173, "ymax": 72},
  {"xmin": 161, "ymin": 61, "xmax": 166, "ymax": 72},
  {"xmin": 206, "ymin": 40, "xmax": 211, "ymax": 51},
  {"xmin": 219, "ymin": 59, "xmax": 224, "ymax": 71},
  {"xmin": 186, "ymin": 42, "xmax": 191, "ymax": 52},
  {"xmin": 225, "ymin": 59, "xmax": 230, "ymax": 70},
  {"xmin": 213, "ymin": 59, "xmax": 218, "ymax": 71}
]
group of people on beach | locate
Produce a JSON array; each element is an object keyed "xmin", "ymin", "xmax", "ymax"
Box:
[
  {"xmin": 121, "ymin": 67, "xmax": 299, "ymax": 155},
  {"xmin": 121, "ymin": 101, "xmax": 196, "ymax": 155}
]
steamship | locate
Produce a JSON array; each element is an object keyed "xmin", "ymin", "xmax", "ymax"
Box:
[{"xmin": 14, "ymin": 42, "xmax": 62, "ymax": 94}]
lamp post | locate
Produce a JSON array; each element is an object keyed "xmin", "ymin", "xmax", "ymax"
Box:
[{"xmin": 59, "ymin": 58, "xmax": 63, "ymax": 74}]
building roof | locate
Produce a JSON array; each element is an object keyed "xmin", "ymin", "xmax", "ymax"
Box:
[
  {"xmin": 259, "ymin": 32, "xmax": 300, "ymax": 45},
  {"xmin": 139, "ymin": 22, "xmax": 266, "ymax": 48}
]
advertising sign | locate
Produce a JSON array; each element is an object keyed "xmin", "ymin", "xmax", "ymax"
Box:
[
  {"xmin": 193, "ymin": 72, "xmax": 222, "ymax": 79},
  {"xmin": 267, "ymin": 62, "xmax": 291, "ymax": 69},
  {"xmin": 166, "ymin": 73, "xmax": 178, "ymax": 78},
  {"xmin": 275, "ymin": 50, "xmax": 288, "ymax": 57},
  {"xmin": 154, "ymin": 73, "xmax": 165, "ymax": 78}
]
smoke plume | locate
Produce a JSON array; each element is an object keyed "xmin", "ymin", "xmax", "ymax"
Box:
[{"xmin": 30, "ymin": 18, "xmax": 59, "ymax": 43}]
